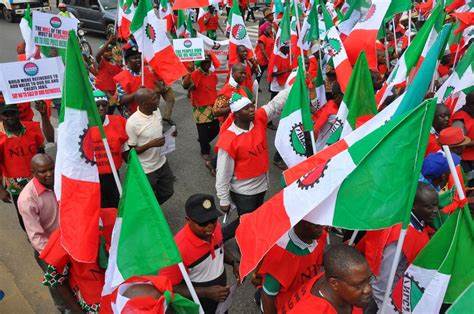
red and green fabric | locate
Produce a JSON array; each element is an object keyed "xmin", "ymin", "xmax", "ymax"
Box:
[
  {"xmin": 275, "ymin": 58, "xmax": 313, "ymax": 167},
  {"xmin": 282, "ymin": 23, "xmax": 452, "ymax": 186},
  {"xmin": 326, "ymin": 52, "xmax": 377, "ymax": 145},
  {"xmin": 388, "ymin": 206, "xmax": 474, "ymax": 313},
  {"xmin": 102, "ymin": 150, "xmax": 182, "ymax": 296},
  {"xmin": 55, "ymin": 31, "xmax": 104, "ymax": 263},
  {"xmin": 378, "ymin": 0, "xmax": 412, "ymax": 39},
  {"xmin": 117, "ymin": 0, "xmax": 135, "ymax": 39},
  {"xmin": 228, "ymin": 0, "xmax": 254, "ymax": 64},
  {"xmin": 343, "ymin": 0, "xmax": 392, "ymax": 70},
  {"xmin": 172, "ymin": 0, "xmax": 218, "ymax": 9},
  {"xmin": 236, "ymin": 98, "xmax": 437, "ymax": 278},
  {"xmin": 338, "ymin": 0, "xmax": 372, "ymax": 35},
  {"xmin": 131, "ymin": 0, "xmax": 187, "ymax": 85},
  {"xmin": 321, "ymin": 2, "xmax": 353, "ymax": 92}
]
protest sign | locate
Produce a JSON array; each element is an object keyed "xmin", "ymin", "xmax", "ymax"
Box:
[
  {"xmin": 0, "ymin": 57, "xmax": 64, "ymax": 104},
  {"xmin": 198, "ymin": 33, "xmax": 229, "ymax": 75},
  {"xmin": 173, "ymin": 38, "xmax": 205, "ymax": 62},
  {"xmin": 32, "ymin": 11, "xmax": 78, "ymax": 49}
]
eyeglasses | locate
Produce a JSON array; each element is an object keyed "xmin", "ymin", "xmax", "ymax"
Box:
[{"xmin": 194, "ymin": 218, "xmax": 218, "ymax": 227}]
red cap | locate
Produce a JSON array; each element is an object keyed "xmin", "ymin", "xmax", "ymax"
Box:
[{"xmin": 438, "ymin": 127, "xmax": 471, "ymax": 146}]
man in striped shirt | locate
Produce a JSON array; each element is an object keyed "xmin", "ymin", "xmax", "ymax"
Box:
[{"xmin": 160, "ymin": 194, "xmax": 240, "ymax": 313}]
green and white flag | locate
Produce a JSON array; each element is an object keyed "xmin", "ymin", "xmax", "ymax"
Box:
[
  {"xmin": 275, "ymin": 58, "xmax": 313, "ymax": 167},
  {"xmin": 19, "ymin": 5, "xmax": 35, "ymax": 59},
  {"xmin": 378, "ymin": 4, "xmax": 443, "ymax": 105},
  {"xmin": 338, "ymin": 0, "xmax": 371, "ymax": 35},
  {"xmin": 102, "ymin": 149, "xmax": 182, "ymax": 295},
  {"xmin": 436, "ymin": 44, "xmax": 474, "ymax": 107},
  {"xmin": 326, "ymin": 52, "xmax": 377, "ymax": 145},
  {"xmin": 274, "ymin": 2, "xmax": 291, "ymax": 55},
  {"xmin": 297, "ymin": 2, "xmax": 319, "ymax": 51},
  {"xmin": 386, "ymin": 206, "xmax": 474, "ymax": 313}
]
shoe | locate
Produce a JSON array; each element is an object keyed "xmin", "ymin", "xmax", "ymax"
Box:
[{"xmin": 273, "ymin": 160, "xmax": 288, "ymax": 170}]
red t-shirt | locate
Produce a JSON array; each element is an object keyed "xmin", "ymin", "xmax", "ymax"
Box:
[
  {"xmin": 282, "ymin": 273, "xmax": 363, "ymax": 314},
  {"xmin": 95, "ymin": 59, "xmax": 122, "ymax": 94},
  {"xmin": 425, "ymin": 133, "xmax": 441, "ymax": 156},
  {"xmin": 256, "ymin": 35, "xmax": 275, "ymax": 66},
  {"xmin": 190, "ymin": 69, "xmax": 218, "ymax": 107},
  {"xmin": 0, "ymin": 121, "xmax": 44, "ymax": 179},
  {"xmin": 90, "ymin": 115, "xmax": 128, "ymax": 175},
  {"xmin": 204, "ymin": 13, "xmax": 219, "ymax": 31}
]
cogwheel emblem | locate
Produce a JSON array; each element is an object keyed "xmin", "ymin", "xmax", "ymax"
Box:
[
  {"xmin": 326, "ymin": 37, "xmax": 341, "ymax": 57},
  {"xmin": 78, "ymin": 128, "xmax": 96, "ymax": 166},
  {"xmin": 145, "ymin": 23, "xmax": 156, "ymax": 42},
  {"xmin": 231, "ymin": 24, "xmax": 247, "ymax": 40},
  {"xmin": 289, "ymin": 122, "xmax": 307, "ymax": 157},
  {"xmin": 297, "ymin": 160, "xmax": 330, "ymax": 190}
]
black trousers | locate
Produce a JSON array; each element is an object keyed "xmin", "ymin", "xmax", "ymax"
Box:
[
  {"xmin": 12, "ymin": 194, "xmax": 25, "ymax": 231},
  {"xmin": 256, "ymin": 65, "xmax": 268, "ymax": 84},
  {"xmin": 146, "ymin": 161, "xmax": 175, "ymax": 205},
  {"xmin": 222, "ymin": 191, "xmax": 266, "ymax": 241},
  {"xmin": 196, "ymin": 120, "xmax": 220, "ymax": 155},
  {"xmin": 99, "ymin": 173, "xmax": 121, "ymax": 208}
]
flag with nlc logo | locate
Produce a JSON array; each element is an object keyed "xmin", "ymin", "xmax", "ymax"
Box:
[
  {"xmin": 388, "ymin": 206, "xmax": 474, "ymax": 314},
  {"xmin": 228, "ymin": 0, "xmax": 253, "ymax": 64}
]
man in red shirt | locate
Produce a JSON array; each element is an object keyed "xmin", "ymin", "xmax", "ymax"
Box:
[
  {"xmin": 257, "ymin": 221, "xmax": 327, "ymax": 313},
  {"xmin": 255, "ymin": 23, "xmax": 274, "ymax": 84},
  {"xmin": 95, "ymin": 35, "xmax": 123, "ymax": 99},
  {"xmin": 233, "ymin": 45, "xmax": 259, "ymax": 94},
  {"xmin": 425, "ymin": 103, "xmax": 451, "ymax": 156},
  {"xmin": 283, "ymin": 245, "xmax": 372, "ymax": 313},
  {"xmin": 91, "ymin": 90, "xmax": 129, "ymax": 208},
  {"xmin": 183, "ymin": 55, "xmax": 220, "ymax": 165},
  {"xmin": 199, "ymin": 6, "xmax": 224, "ymax": 40},
  {"xmin": 213, "ymin": 63, "xmax": 254, "ymax": 122},
  {"xmin": 0, "ymin": 103, "xmax": 46, "ymax": 230},
  {"xmin": 159, "ymin": 194, "xmax": 240, "ymax": 313}
]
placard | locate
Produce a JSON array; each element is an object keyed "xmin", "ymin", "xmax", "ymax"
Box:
[
  {"xmin": 0, "ymin": 57, "xmax": 64, "ymax": 104},
  {"xmin": 173, "ymin": 38, "xmax": 205, "ymax": 62},
  {"xmin": 32, "ymin": 11, "xmax": 78, "ymax": 49},
  {"xmin": 198, "ymin": 33, "xmax": 229, "ymax": 75}
]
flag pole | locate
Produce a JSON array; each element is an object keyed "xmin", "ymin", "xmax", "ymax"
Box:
[
  {"xmin": 348, "ymin": 230, "xmax": 358, "ymax": 245},
  {"xmin": 141, "ymin": 26, "xmax": 145, "ymax": 86},
  {"xmin": 407, "ymin": 8, "xmax": 412, "ymax": 46},
  {"xmin": 384, "ymin": 36, "xmax": 390, "ymax": 71},
  {"xmin": 442, "ymin": 145, "xmax": 466, "ymax": 200},
  {"xmin": 102, "ymin": 139, "xmax": 123, "ymax": 195},
  {"xmin": 178, "ymin": 262, "xmax": 205, "ymax": 314},
  {"xmin": 114, "ymin": 0, "xmax": 120, "ymax": 35},
  {"xmin": 293, "ymin": 0, "xmax": 317, "ymax": 153},
  {"xmin": 392, "ymin": 19, "xmax": 399, "ymax": 58},
  {"xmin": 452, "ymin": 44, "xmax": 461, "ymax": 69},
  {"xmin": 380, "ymin": 228, "xmax": 408, "ymax": 314}
]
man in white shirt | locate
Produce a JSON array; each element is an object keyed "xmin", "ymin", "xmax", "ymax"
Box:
[
  {"xmin": 215, "ymin": 88, "xmax": 290, "ymax": 238},
  {"xmin": 126, "ymin": 88, "xmax": 175, "ymax": 205}
]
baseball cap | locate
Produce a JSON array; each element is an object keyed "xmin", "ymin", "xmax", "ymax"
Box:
[
  {"xmin": 185, "ymin": 194, "xmax": 222, "ymax": 224},
  {"xmin": 124, "ymin": 45, "xmax": 140, "ymax": 60}
]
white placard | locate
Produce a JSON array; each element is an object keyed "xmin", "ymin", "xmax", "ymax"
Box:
[
  {"xmin": 0, "ymin": 57, "xmax": 64, "ymax": 104},
  {"xmin": 173, "ymin": 38, "xmax": 205, "ymax": 62},
  {"xmin": 32, "ymin": 11, "xmax": 78, "ymax": 49},
  {"xmin": 161, "ymin": 125, "xmax": 176, "ymax": 156}
]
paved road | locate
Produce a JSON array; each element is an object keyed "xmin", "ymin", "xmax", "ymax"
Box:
[{"xmin": 0, "ymin": 13, "xmax": 279, "ymax": 313}]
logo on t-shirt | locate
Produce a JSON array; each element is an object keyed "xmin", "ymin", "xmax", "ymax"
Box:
[
  {"xmin": 23, "ymin": 62, "xmax": 39, "ymax": 77},
  {"xmin": 297, "ymin": 159, "xmax": 329, "ymax": 190},
  {"xmin": 50, "ymin": 16, "xmax": 62, "ymax": 28},
  {"xmin": 290, "ymin": 122, "xmax": 307, "ymax": 157}
]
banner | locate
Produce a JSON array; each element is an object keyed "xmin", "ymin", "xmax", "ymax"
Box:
[
  {"xmin": 32, "ymin": 11, "xmax": 78, "ymax": 49},
  {"xmin": 0, "ymin": 57, "xmax": 64, "ymax": 104},
  {"xmin": 197, "ymin": 33, "xmax": 229, "ymax": 75},
  {"xmin": 173, "ymin": 38, "xmax": 205, "ymax": 62}
]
